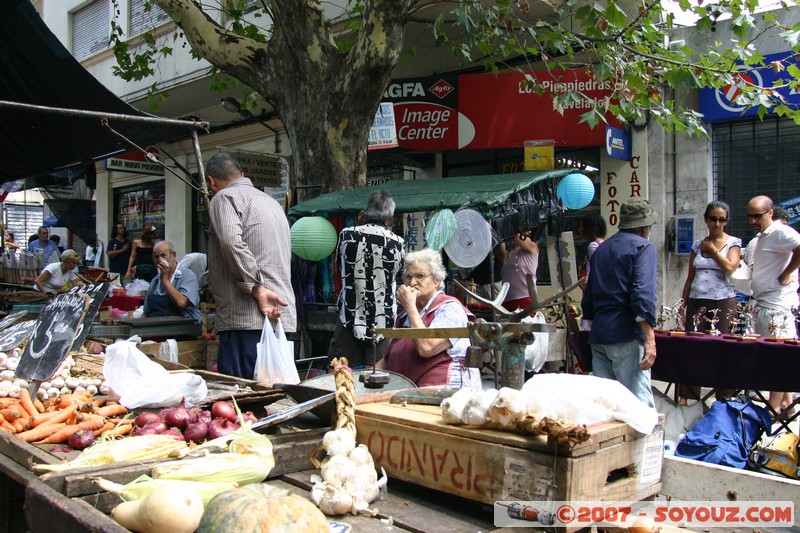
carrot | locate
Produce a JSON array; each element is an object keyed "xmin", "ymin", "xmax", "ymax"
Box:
[
  {"xmin": 30, "ymin": 403, "xmax": 77, "ymax": 428},
  {"xmin": 93, "ymin": 404, "xmax": 128, "ymax": 418},
  {"xmin": 76, "ymin": 413, "xmax": 104, "ymax": 424},
  {"xmin": 0, "ymin": 408, "xmax": 22, "ymax": 420},
  {"xmin": 33, "ymin": 398, "xmax": 45, "ymax": 413},
  {"xmin": 0, "ymin": 398, "xmax": 20, "ymax": 409},
  {"xmin": 79, "ymin": 401, "xmax": 95, "ymax": 413},
  {"xmin": 11, "ymin": 418, "xmax": 26, "ymax": 433},
  {"xmin": 93, "ymin": 422, "xmax": 115, "ymax": 436},
  {"xmin": 91, "ymin": 398, "xmax": 108, "ymax": 408},
  {"xmin": 38, "ymin": 417, "xmax": 106, "ymax": 444},
  {"xmin": 100, "ymin": 424, "xmax": 132, "ymax": 438},
  {"xmin": 18, "ymin": 389, "xmax": 38, "ymax": 418},
  {"xmin": 0, "ymin": 419, "xmax": 15, "ymax": 433},
  {"xmin": 15, "ymin": 423, "xmax": 66, "ymax": 442},
  {"xmin": 66, "ymin": 410, "xmax": 78, "ymax": 425}
]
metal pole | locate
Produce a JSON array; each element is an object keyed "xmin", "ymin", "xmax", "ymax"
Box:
[
  {"xmin": 191, "ymin": 130, "xmax": 208, "ymax": 203},
  {"xmin": 0, "ymin": 100, "xmax": 209, "ymax": 130}
]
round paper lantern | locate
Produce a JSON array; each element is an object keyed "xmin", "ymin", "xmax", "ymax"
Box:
[
  {"xmin": 290, "ymin": 216, "xmax": 338, "ymax": 261},
  {"xmin": 557, "ymin": 173, "xmax": 595, "ymax": 209}
]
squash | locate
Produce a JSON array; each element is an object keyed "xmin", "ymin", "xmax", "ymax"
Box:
[
  {"xmin": 110, "ymin": 485, "xmax": 204, "ymax": 533},
  {"xmin": 197, "ymin": 483, "xmax": 328, "ymax": 532}
]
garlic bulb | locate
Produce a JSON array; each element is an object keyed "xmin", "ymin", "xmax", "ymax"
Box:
[
  {"xmin": 441, "ymin": 387, "xmax": 475, "ymax": 425},
  {"xmin": 0, "ymin": 353, "xmax": 7, "ymax": 368},
  {"xmin": 65, "ymin": 376, "xmax": 79, "ymax": 389},
  {"xmin": 321, "ymin": 455, "xmax": 356, "ymax": 488},
  {"xmin": 322, "ymin": 428, "xmax": 356, "ymax": 457},
  {"xmin": 318, "ymin": 485, "xmax": 353, "ymax": 516},
  {"xmin": 46, "ymin": 387, "xmax": 60, "ymax": 398},
  {"xmin": 51, "ymin": 377, "xmax": 65, "ymax": 389},
  {"xmin": 462, "ymin": 389, "xmax": 499, "ymax": 426},
  {"xmin": 9, "ymin": 385, "xmax": 20, "ymax": 399},
  {"xmin": 12, "ymin": 379, "xmax": 28, "ymax": 390},
  {"xmin": 348, "ymin": 444, "xmax": 374, "ymax": 467},
  {"xmin": 487, "ymin": 387, "xmax": 528, "ymax": 429},
  {"xmin": 5, "ymin": 357, "xmax": 19, "ymax": 372},
  {"xmin": 0, "ymin": 370, "xmax": 14, "ymax": 380},
  {"xmin": 344, "ymin": 466, "xmax": 379, "ymax": 503}
]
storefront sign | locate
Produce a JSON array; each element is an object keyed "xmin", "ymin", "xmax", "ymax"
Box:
[
  {"xmin": 699, "ymin": 51, "xmax": 800, "ymax": 121},
  {"xmin": 104, "ymin": 149, "xmax": 164, "ymax": 176},
  {"xmin": 605, "ymin": 126, "xmax": 632, "ymax": 161},
  {"xmin": 778, "ymin": 195, "xmax": 800, "ymax": 225},
  {"xmin": 383, "ymin": 71, "xmax": 618, "ymax": 151},
  {"xmin": 599, "ymin": 130, "xmax": 648, "ymax": 233},
  {"xmin": 368, "ymin": 102, "xmax": 399, "ymax": 150},
  {"xmin": 233, "ymin": 152, "xmax": 281, "ymax": 188}
]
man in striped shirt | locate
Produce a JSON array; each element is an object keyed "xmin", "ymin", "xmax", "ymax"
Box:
[{"xmin": 206, "ymin": 152, "xmax": 296, "ymax": 379}]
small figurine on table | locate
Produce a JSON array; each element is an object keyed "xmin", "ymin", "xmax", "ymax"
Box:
[
  {"xmin": 670, "ymin": 298, "xmax": 685, "ymax": 330},
  {"xmin": 705, "ymin": 308, "xmax": 721, "ymax": 336},
  {"xmin": 691, "ymin": 306, "xmax": 707, "ymax": 334},
  {"xmin": 726, "ymin": 308, "xmax": 741, "ymax": 336}
]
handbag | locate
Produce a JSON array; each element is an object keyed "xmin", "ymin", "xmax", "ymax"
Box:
[
  {"xmin": 750, "ymin": 431, "xmax": 800, "ymax": 479},
  {"xmin": 726, "ymin": 261, "xmax": 752, "ymax": 295},
  {"xmin": 254, "ymin": 317, "xmax": 300, "ymax": 385}
]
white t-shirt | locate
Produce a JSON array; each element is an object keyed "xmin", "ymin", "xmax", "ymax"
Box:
[
  {"xmin": 751, "ymin": 221, "xmax": 800, "ymax": 311},
  {"xmin": 35, "ymin": 262, "xmax": 78, "ymax": 293}
]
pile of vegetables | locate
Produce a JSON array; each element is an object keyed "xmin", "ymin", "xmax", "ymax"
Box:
[
  {"xmin": 133, "ymin": 399, "xmax": 258, "ymax": 444},
  {"xmin": 0, "ymin": 388, "xmax": 131, "ymax": 445},
  {"xmin": 97, "ymin": 404, "xmax": 295, "ymax": 533},
  {"xmin": 0, "ymin": 352, "xmax": 108, "ymax": 401},
  {"xmin": 310, "ymin": 427, "xmax": 387, "ymax": 515}
]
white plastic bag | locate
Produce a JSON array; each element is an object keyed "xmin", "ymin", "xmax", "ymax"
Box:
[
  {"xmin": 254, "ymin": 317, "xmax": 299, "ymax": 385},
  {"xmin": 726, "ymin": 261, "xmax": 752, "ymax": 295},
  {"xmin": 103, "ymin": 340, "xmax": 207, "ymax": 408},
  {"xmin": 522, "ymin": 311, "xmax": 549, "ymax": 372}
]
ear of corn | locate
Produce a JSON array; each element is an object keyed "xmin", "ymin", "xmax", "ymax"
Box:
[
  {"xmin": 34, "ymin": 435, "xmax": 188, "ymax": 473},
  {"xmin": 94, "ymin": 475, "xmax": 238, "ymax": 505},
  {"xmin": 151, "ymin": 453, "xmax": 272, "ymax": 485}
]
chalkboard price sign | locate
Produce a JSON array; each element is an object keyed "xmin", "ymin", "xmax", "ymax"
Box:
[{"xmin": 16, "ymin": 282, "xmax": 111, "ymax": 381}]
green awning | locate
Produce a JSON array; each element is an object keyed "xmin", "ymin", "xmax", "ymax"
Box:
[{"xmin": 288, "ymin": 169, "xmax": 572, "ymax": 219}]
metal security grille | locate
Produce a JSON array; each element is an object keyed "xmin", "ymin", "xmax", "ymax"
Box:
[
  {"xmin": 712, "ymin": 116, "xmax": 800, "ymax": 244},
  {"xmin": 71, "ymin": 0, "xmax": 110, "ymax": 61}
]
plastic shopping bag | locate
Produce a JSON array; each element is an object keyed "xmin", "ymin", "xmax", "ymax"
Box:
[
  {"xmin": 254, "ymin": 317, "xmax": 300, "ymax": 385},
  {"xmin": 103, "ymin": 340, "xmax": 207, "ymax": 408}
]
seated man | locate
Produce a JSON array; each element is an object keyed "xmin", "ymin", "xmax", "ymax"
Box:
[{"xmin": 143, "ymin": 241, "xmax": 202, "ymax": 323}]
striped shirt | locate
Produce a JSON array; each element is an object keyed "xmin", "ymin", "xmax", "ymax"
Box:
[{"xmin": 207, "ymin": 178, "xmax": 296, "ymax": 332}]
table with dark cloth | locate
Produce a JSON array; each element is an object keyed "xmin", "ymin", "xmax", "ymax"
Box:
[{"xmin": 569, "ymin": 330, "xmax": 800, "ymax": 392}]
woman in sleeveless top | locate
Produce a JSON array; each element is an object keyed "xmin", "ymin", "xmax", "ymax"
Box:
[
  {"xmin": 127, "ymin": 224, "xmax": 158, "ymax": 282},
  {"xmin": 377, "ymin": 248, "xmax": 481, "ymax": 390}
]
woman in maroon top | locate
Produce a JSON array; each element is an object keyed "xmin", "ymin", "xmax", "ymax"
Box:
[{"xmin": 377, "ymin": 249, "xmax": 481, "ymax": 389}]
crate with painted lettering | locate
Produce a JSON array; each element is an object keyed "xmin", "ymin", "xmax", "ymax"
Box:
[{"xmin": 355, "ymin": 403, "xmax": 663, "ymax": 522}]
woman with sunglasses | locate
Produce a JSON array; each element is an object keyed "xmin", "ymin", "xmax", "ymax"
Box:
[
  {"xmin": 33, "ymin": 249, "xmax": 83, "ymax": 295},
  {"xmin": 678, "ymin": 201, "xmax": 741, "ymax": 403},
  {"xmin": 377, "ymin": 248, "xmax": 481, "ymax": 390}
]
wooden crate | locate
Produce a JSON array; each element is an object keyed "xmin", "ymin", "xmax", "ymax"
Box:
[
  {"xmin": 356, "ymin": 403, "xmax": 663, "ymax": 508},
  {"xmin": 136, "ymin": 339, "xmax": 209, "ymax": 369}
]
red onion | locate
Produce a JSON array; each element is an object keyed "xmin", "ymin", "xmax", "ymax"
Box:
[
  {"xmin": 162, "ymin": 429, "xmax": 186, "ymax": 441},
  {"xmin": 67, "ymin": 430, "xmax": 96, "ymax": 450},
  {"xmin": 134, "ymin": 412, "xmax": 163, "ymax": 428},
  {"xmin": 211, "ymin": 401, "xmax": 237, "ymax": 422},
  {"xmin": 196, "ymin": 410, "xmax": 213, "ymax": 425},
  {"xmin": 207, "ymin": 418, "xmax": 239, "ymax": 440},
  {"xmin": 164, "ymin": 398, "xmax": 192, "ymax": 430},
  {"xmin": 242, "ymin": 411, "xmax": 258, "ymax": 424},
  {"xmin": 183, "ymin": 421, "xmax": 208, "ymax": 443},
  {"xmin": 134, "ymin": 422, "xmax": 166, "ymax": 436}
]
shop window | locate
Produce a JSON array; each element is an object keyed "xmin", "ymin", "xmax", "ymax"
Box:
[
  {"xmin": 113, "ymin": 183, "xmax": 165, "ymax": 239},
  {"xmin": 713, "ymin": 116, "xmax": 800, "ymax": 243},
  {"xmin": 130, "ymin": 0, "xmax": 170, "ymax": 36},
  {"xmin": 72, "ymin": 0, "xmax": 111, "ymax": 61}
]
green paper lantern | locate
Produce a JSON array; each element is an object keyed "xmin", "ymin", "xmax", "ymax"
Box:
[{"xmin": 290, "ymin": 216, "xmax": 338, "ymax": 261}]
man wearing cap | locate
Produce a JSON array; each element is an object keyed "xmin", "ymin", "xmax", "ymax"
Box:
[
  {"xmin": 581, "ymin": 199, "xmax": 658, "ymax": 407},
  {"xmin": 328, "ymin": 190, "xmax": 404, "ymax": 367}
]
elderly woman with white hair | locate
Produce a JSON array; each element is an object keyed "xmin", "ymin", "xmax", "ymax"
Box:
[
  {"xmin": 33, "ymin": 249, "xmax": 83, "ymax": 295},
  {"xmin": 377, "ymin": 248, "xmax": 481, "ymax": 389}
]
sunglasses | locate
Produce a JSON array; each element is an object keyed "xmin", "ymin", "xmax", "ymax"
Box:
[
  {"xmin": 747, "ymin": 210, "xmax": 770, "ymax": 220},
  {"xmin": 707, "ymin": 216, "xmax": 727, "ymax": 223}
]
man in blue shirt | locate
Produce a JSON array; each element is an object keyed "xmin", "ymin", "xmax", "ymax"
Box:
[
  {"xmin": 27, "ymin": 226, "xmax": 61, "ymax": 264},
  {"xmin": 581, "ymin": 199, "xmax": 658, "ymax": 407},
  {"xmin": 143, "ymin": 240, "xmax": 201, "ymax": 323}
]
